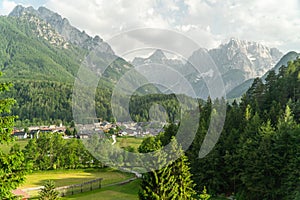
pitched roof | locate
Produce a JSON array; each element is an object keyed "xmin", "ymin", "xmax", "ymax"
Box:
[{"xmin": 12, "ymin": 189, "xmax": 30, "ymax": 199}]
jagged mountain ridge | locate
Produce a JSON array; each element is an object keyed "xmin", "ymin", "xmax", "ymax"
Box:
[
  {"xmin": 209, "ymin": 38, "xmax": 282, "ymax": 78},
  {"xmin": 2, "ymin": 5, "xmax": 140, "ymax": 86},
  {"xmin": 9, "ymin": 5, "xmax": 114, "ymax": 54},
  {"xmin": 4, "ymin": 5, "xmax": 285, "ymax": 100},
  {"xmin": 132, "ymin": 49, "xmax": 186, "ymax": 75},
  {"xmin": 227, "ymin": 51, "xmax": 300, "ymax": 99},
  {"xmin": 132, "ymin": 39, "xmax": 283, "ymax": 98}
]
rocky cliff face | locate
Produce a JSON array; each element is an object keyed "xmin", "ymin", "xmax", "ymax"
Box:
[
  {"xmin": 132, "ymin": 39, "xmax": 283, "ymax": 98},
  {"xmin": 9, "ymin": 5, "xmax": 114, "ymax": 54},
  {"xmin": 209, "ymin": 38, "xmax": 282, "ymax": 79},
  {"xmin": 207, "ymin": 38, "xmax": 282, "ymax": 92}
]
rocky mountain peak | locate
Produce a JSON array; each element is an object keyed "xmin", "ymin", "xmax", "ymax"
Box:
[
  {"xmin": 9, "ymin": 5, "xmax": 114, "ymax": 55},
  {"xmin": 205, "ymin": 39, "xmax": 283, "ymax": 94},
  {"xmin": 9, "ymin": 5, "xmax": 37, "ymax": 17},
  {"xmin": 209, "ymin": 38, "xmax": 283, "ymax": 78},
  {"xmin": 148, "ymin": 49, "xmax": 166, "ymax": 61},
  {"xmin": 9, "ymin": 6, "xmax": 68, "ymax": 48},
  {"xmin": 132, "ymin": 49, "xmax": 184, "ymax": 67},
  {"xmin": 227, "ymin": 37, "xmax": 242, "ymax": 48}
]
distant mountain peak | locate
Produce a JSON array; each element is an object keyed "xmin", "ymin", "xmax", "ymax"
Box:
[
  {"xmin": 148, "ymin": 49, "xmax": 167, "ymax": 61},
  {"xmin": 9, "ymin": 5, "xmax": 37, "ymax": 17},
  {"xmin": 228, "ymin": 37, "xmax": 241, "ymax": 46},
  {"xmin": 132, "ymin": 49, "xmax": 185, "ymax": 67},
  {"xmin": 210, "ymin": 38, "xmax": 283, "ymax": 78},
  {"xmin": 190, "ymin": 48, "xmax": 209, "ymax": 58},
  {"xmin": 9, "ymin": 5, "xmax": 114, "ymax": 55}
]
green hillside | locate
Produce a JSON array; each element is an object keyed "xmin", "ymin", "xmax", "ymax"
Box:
[
  {"xmin": 0, "ymin": 14, "xmax": 143, "ymax": 124},
  {"xmin": 0, "ymin": 16, "xmax": 83, "ymax": 82}
]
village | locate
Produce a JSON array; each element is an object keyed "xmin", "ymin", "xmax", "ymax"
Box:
[{"xmin": 12, "ymin": 121, "xmax": 167, "ymax": 140}]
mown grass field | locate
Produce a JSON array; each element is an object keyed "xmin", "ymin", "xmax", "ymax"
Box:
[
  {"xmin": 4, "ymin": 137, "xmax": 143, "ymax": 199},
  {"xmin": 21, "ymin": 168, "xmax": 135, "ymax": 198},
  {"xmin": 21, "ymin": 168, "xmax": 134, "ymax": 189},
  {"xmin": 61, "ymin": 179, "xmax": 140, "ymax": 200}
]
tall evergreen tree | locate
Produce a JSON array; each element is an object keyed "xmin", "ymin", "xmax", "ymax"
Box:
[
  {"xmin": 38, "ymin": 180, "xmax": 60, "ymax": 200},
  {"xmin": 139, "ymin": 135, "xmax": 196, "ymax": 199}
]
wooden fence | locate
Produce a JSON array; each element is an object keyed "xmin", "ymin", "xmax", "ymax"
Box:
[{"xmin": 56, "ymin": 178, "xmax": 103, "ymax": 197}]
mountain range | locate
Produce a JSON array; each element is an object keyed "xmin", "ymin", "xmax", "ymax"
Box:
[
  {"xmin": 0, "ymin": 5, "xmax": 298, "ymax": 123},
  {"xmin": 227, "ymin": 51, "xmax": 300, "ymax": 98},
  {"xmin": 9, "ymin": 5, "xmax": 114, "ymax": 54},
  {"xmin": 3, "ymin": 5, "xmax": 134, "ymax": 87},
  {"xmin": 131, "ymin": 38, "xmax": 283, "ymax": 99}
]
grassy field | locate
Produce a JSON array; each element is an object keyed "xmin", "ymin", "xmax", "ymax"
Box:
[
  {"xmin": 21, "ymin": 168, "xmax": 134, "ymax": 189},
  {"xmin": 61, "ymin": 179, "xmax": 140, "ymax": 200},
  {"xmin": 117, "ymin": 136, "xmax": 144, "ymax": 150},
  {"xmin": 59, "ymin": 179, "xmax": 228, "ymax": 200},
  {"xmin": 21, "ymin": 168, "xmax": 135, "ymax": 198},
  {"xmin": 2, "ymin": 137, "xmax": 143, "ymax": 199},
  {"xmin": 0, "ymin": 139, "xmax": 29, "ymax": 153}
]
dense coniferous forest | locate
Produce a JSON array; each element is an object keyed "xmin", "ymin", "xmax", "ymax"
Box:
[
  {"xmin": 138, "ymin": 57, "xmax": 300, "ymax": 199},
  {"xmin": 3, "ymin": 81, "xmax": 187, "ymax": 125},
  {"xmin": 185, "ymin": 58, "xmax": 300, "ymax": 199}
]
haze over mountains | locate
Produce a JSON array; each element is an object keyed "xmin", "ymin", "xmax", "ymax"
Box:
[
  {"xmin": 1, "ymin": 5, "xmax": 297, "ymax": 100},
  {"xmin": 132, "ymin": 38, "xmax": 283, "ymax": 98},
  {"xmin": 228, "ymin": 51, "xmax": 300, "ymax": 98}
]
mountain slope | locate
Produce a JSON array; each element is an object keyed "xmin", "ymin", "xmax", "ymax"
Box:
[
  {"xmin": 227, "ymin": 51, "xmax": 300, "ymax": 99},
  {"xmin": 0, "ymin": 5, "xmax": 142, "ymax": 123},
  {"xmin": 132, "ymin": 39, "xmax": 282, "ymax": 99},
  {"xmin": 0, "ymin": 5, "xmax": 142, "ymax": 87},
  {"xmin": 0, "ymin": 16, "xmax": 80, "ymax": 82},
  {"xmin": 262, "ymin": 51, "xmax": 300, "ymax": 79},
  {"xmin": 208, "ymin": 38, "xmax": 282, "ymax": 90},
  {"xmin": 9, "ymin": 5, "xmax": 114, "ymax": 54}
]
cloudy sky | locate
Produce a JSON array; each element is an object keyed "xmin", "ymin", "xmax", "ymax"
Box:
[{"xmin": 1, "ymin": 0, "xmax": 300, "ymax": 54}]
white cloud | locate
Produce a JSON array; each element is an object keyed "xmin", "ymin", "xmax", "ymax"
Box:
[
  {"xmin": 45, "ymin": 0, "xmax": 166, "ymax": 38},
  {"xmin": 1, "ymin": 0, "xmax": 300, "ymax": 53},
  {"xmin": 180, "ymin": 0, "xmax": 300, "ymax": 52},
  {"xmin": 0, "ymin": 0, "xmax": 17, "ymax": 15}
]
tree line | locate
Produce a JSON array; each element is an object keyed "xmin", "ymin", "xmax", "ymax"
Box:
[
  {"xmin": 139, "ymin": 58, "xmax": 300, "ymax": 199},
  {"xmin": 21, "ymin": 132, "xmax": 102, "ymax": 170},
  {"xmin": 186, "ymin": 58, "xmax": 300, "ymax": 199},
  {"xmin": 3, "ymin": 80, "xmax": 190, "ymax": 126}
]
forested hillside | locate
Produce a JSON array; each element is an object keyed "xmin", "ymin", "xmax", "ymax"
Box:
[
  {"xmin": 0, "ymin": 13, "xmax": 135, "ymax": 125},
  {"xmin": 0, "ymin": 16, "xmax": 82, "ymax": 82},
  {"xmin": 5, "ymin": 81, "xmax": 186, "ymax": 126},
  {"xmin": 185, "ymin": 57, "xmax": 300, "ymax": 199}
]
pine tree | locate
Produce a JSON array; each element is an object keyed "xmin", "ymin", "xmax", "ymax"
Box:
[
  {"xmin": 274, "ymin": 105, "xmax": 300, "ymax": 198},
  {"xmin": 139, "ymin": 137, "xmax": 196, "ymax": 199},
  {"xmin": 38, "ymin": 180, "xmax": 60, "ymax": 200},
  {"xmin": 199, "ymin": 186, "xmax": 211, "ymax": 200}
]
